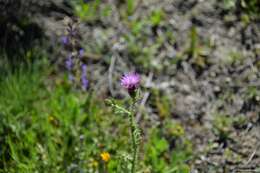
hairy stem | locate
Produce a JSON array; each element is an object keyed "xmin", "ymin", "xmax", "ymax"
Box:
[{"xmin": 129, "ymin": 98, "xmax": 139, "ymax": 173}]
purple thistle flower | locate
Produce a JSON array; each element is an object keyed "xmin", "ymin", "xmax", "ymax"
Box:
[
  {"xmin": 120, "ymin": 72, "xmax": 141, "ymax": 92},
  {"xmin": 81, "ymin": 64, "xmax": 88, "ymax": 91},
  {"xmin": 61, "ymin": 36, "xmax": 69, "ymax": 45},
  {"xmin": 65, "ymin": 55, "xmax": 73, "ymax": 71}
]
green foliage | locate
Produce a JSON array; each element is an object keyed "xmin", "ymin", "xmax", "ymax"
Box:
[
  {"xmin": 223, "ymin": 148, "xmax": 242, "ymax": 163},
  {"xmin": 126, "ymin": 0, "xmax": 136, "ymax": 16},
  {"xmin": 144, "ymin": 127, "xmax": 191, "ymax": 173},
  {"xmin": 149, "ymin": 10, "xmax": 165, "ymax": 26},
  {"xmin": 164, "ymin": 121, "xmax": 185, "ymax": 138},
  {"xmin": 189, "ymin": 26, "xmax": 198, "ymax": 59},
  {"xmin": 187, "ymin": 26, "xmax": 210, "ymax": 68},
  {"xmin": 0, "ymin": 63, "xmax": 120, "ymax": 172},
  {"xmin": 240, "ymin": 0, "xmax": 260, "ymax": 17},
  {"xmin": 73, "ymin": 0, "xmax": 112, "ymax": 22},
  {"xmin": 246, "ymin": 86, "xmax": 260, "ymax": 100},
  {"xmin": 72, "ymin": 0, "xmax": 169, "ymax": 71},
  {"xmin": 212, "ymin": 114, "xmax": 234, "ymax": 141},
  {"xmin": 154, "ymin": 91, "xmax": 171, "ymax": 119},
  {"xmin": 106, "ymin": 98, "xmax": 141, "ymax": 173},
  {"xmin": 0, "ymin": 60, "xmax": 192, "ymax": 172},
  {"xmin": 222, "ymin": 0, "xmax": 236, "ymax": 10},
  {"xmin": 221, "ymin": 0, "xmax": 260, "ymax": 21}
]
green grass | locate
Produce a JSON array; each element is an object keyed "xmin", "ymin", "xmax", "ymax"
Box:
[{"xmin": 0, "ymin": 61, "xmax": 119, "ymax": 172}]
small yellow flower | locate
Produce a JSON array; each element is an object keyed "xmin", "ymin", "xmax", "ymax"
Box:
[
  {"xmin": 100, "ymin": 152, "xmax": 110, "ymax": 162},
  {"xmin": 88, "ymin": 159, "xmax": 99, "ymax": 168},
  {"xmin": 92, "ymin": 160, "xmax": 98, "ymax": 167},
  {"xmin": 48, "ymin": 115, "xmax": 59, "ymax": 127}
]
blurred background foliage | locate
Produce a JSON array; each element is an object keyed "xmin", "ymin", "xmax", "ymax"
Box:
[
  {"xmin": 0, "ymin": 0, "xmax": 260, "ymax": 172},
  {"xmin": 221, "ymin": 0, "xmax": 260, "ymax": 20}
]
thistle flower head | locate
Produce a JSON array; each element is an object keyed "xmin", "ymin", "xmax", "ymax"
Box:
[{"xmin": 121, "ymin": 72, "xmax": 141, "ymax": 92}]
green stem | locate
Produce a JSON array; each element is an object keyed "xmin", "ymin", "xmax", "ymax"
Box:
[
  {"xmin": 130, "ymin": 113, "xmax": 136, "ymax": 173},
  {"xmin": 129, "ymin": 98, "xmax": 138, "ymax": 173}
]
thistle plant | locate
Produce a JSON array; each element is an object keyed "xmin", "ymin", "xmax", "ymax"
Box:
[{"xmin": 107, "ymin": 72, "xmax": 141, "ymax": 173}]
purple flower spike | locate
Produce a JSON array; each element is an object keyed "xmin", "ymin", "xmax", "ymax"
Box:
[
  {"xmin": 65, "ymin": 55, "xmax": 73, "ymax": 71},
  {"xmin": 81, "ymin": 77, "xmax": 89, "ymax": 91},
  {"xmin": 61, "ymin": 36, "xmax": 69, "ymax": 45},
  {"xmin": 120, "ymin": 72, "xmax": 141, "ymax": 92},
  {"xmin": 81, "ymin": 64, "xmax": 87, "ymax": 74},
  {"xmin": 68, "ymin": 73, "xmax": 74, "ymax": 81},
  {"xmin": 79, "ymin": 48, "xmax": 84, "ymax": 58},
  {"xmin": 81, "ymin": 64, "xmax": 88, "ymax": 91}
]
